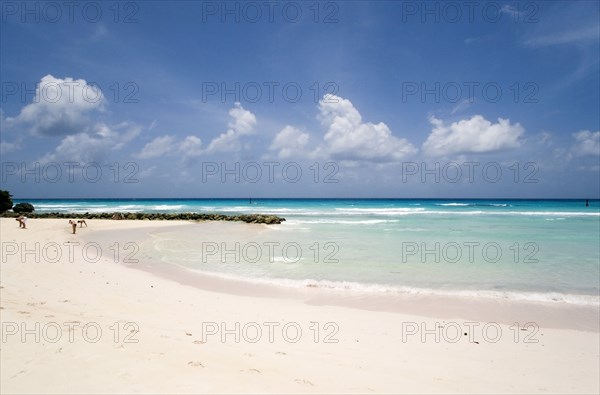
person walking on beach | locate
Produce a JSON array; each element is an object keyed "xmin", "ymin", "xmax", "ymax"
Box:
[
  {"xmin": 77, "ymin": 219, "xmax": 87, "ymax": 227},
  {"xmin": 69, "ymin": 220, "xmax": 77, "ymax": 234},
  {"xmin": 16, "ymin": 215, "xmax": 27, "ymax": 229}
]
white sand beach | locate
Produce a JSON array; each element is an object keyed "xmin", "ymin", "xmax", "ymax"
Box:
[{"xmin": 1, "ymin": 218, "xmax": 598, "ymax": 394}]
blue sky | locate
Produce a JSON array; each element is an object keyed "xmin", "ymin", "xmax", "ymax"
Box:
[{"xmin": 1, "ymin": 0, "xmax": 599, "ymax": 198}]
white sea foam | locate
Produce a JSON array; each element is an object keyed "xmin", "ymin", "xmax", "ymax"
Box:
[
  {"xmin": 287, "ymin": 219, "xmax": 400, "ymax": 225},
  {"xmin": 178, "ymin": 267, "xmax": 600, "ymax": 307},
  {"xmin": 383, "ymin": 227, "xmax": 428, "ymax": 232},
  {"xmin": 151, "ymin": 205, "xmax": 186, "ymax": 210},
  {"xmin": 332, "ymin": 208, "xmax": 599, "ymax": 217},
  {"xmin": 36, "ymin": 204, "xmax": 108, "ymax": 210},
  {"xmin": 272, "ymin": 256, "xmax": 298, "ymax": 263},
  {"xmin": 106, "ymin": 205, "xmax": 144, "ymax": 212},
  {"xmin": 334, "ymin": 207, "xmax": 427, "ymax": 215},
  {"xmin": 435, "ymin": 203, "xmax": 511, "ymax": 207}
]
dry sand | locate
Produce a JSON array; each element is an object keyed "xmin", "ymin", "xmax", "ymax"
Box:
[{"xmin": 1, "ymin": 218, "xmax": 598, "ymax": 394}]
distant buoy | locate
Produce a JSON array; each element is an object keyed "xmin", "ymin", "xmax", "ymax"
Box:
[{"xmin": 585, "ymin": 199, "xmax": 589, "ymax": 207}]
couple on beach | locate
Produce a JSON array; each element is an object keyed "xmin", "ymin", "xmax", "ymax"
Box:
[{"xmin": 69, "ymin": 219, "xmax": 87, "ymax": 234}]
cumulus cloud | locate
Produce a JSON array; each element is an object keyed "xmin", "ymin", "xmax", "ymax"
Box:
[
  {"xmin": 179, "ymin": 135, "xmax": 203, "ymax": 157},
  {"xmin": 6, "ymin": 74, "xmax": 105, "ymax": 137},
  {"xmin": 269, "ymin": 126, "xmax": 309, "ymax": 159},
  {"xmin": 41, "ymin": 133, "xmax": 114, "ymax": 163},
  {"xmin": 136, "ymin": 135, "xmax": 177, "ymax": 159},
  {"xmin": 227, "ymin": 102, "xmax": 256, "ymax": 135},
  {"xmin": 39, "ymin": 122, "xmax": 140, "ymax": 163},
  {"xmin": 422, "ymin": 115, "xmax": 524, "ymax": 157},
  {"xmin": 571, "ymin": 130, "xmax": 600, "ymax": 157},
  {"xmin": 2, "ymin": 76, "xmax": 141, "ymax": 162},
  {"xmin": 0, "ymin": 141, "xmax": 20, "ymax": 155},
  {"xmin": 135, "ymin": 134, "xmax": 204, "ymax": 159},
  {"xmin": 317, "ymin": 94, "xmax": 417, "ymax": 162},
  {"xmin": 206, "ymin": 102, "xmax": 256, "ymax": 153},
  {"xmin": 134, "ymin": 103, "xmax": 252, "ymax": 160}
]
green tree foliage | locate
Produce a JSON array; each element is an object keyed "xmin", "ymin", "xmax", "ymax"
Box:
[
  {"xmin": 13, "ymin": 202, "xmax": 35, "ymax": 214},
  {"xmin": 0, "ymin": 190, "xmax": 13, "ymax": 213}
]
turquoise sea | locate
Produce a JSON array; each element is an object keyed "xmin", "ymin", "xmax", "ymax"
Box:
[{"xmin": 16, "ymin": 198, "xmax": 600, "ymax": 305}]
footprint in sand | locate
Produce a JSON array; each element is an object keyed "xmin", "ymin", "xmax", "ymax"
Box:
[
  {"xmin": 188, "ymin": 361, "xmax": 204, "ymax": 368},
  {"xmin": 193, "ymin": 340, "xmax": 205, "ymax": 344},
  {"xmin": 276, "ymin": 351, "xmax": 287, "ymax": 355},
  {"xmin": 295, "ymin": 379, "xmax": 314, "ymax": 386},
  {"xmin": 18, "ymin": 311, "xmax": 30, "ymax": 314}
]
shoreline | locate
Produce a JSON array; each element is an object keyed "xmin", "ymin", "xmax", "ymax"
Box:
[
  {"xmin": 7, "ymin": 217, "xmax": 600, "ymax": 331},
  {"xmin": 2, "ymin": 218, "xmax": 599, "ymax": 393},
  {"xmin": 84, "ymin": 219, "xmax": 600, "ymax": 332},
  {"xmin": 122, "ymin": 255, "xmax": 600, "ymax": 332},
  {"xmin": 129, "ymin": 261, "xmax": 600, "ymax": 332}
]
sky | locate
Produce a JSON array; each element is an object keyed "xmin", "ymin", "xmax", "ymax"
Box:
[{"xmin": 1, "ymin": 0, "xmax": 599, "ymax": 199}]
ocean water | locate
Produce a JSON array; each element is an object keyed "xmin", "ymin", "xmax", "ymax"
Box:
[{"xmin": 18, "ymin": 198, "xmax": 600, "ymax": 305}]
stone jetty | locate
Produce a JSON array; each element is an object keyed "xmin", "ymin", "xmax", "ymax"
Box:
[{"xmin": 1, "ymin": 212, "xmax": 286, "ymax": 225}]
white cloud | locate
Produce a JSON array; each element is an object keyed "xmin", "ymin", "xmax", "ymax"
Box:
[
  {"xmin": 571, "ymin": 130, "xmax": 600, "ymax": 157},
  {"xmin": 39, "ymin": 122, "xmax": 140, "ymax": 163},
  {"xmin": 205, "ymin": 130, "xmax": 240, "ymax": 153},
  {"xmin": 206, "ymin": 102, "xmax": 256, "ymax": 153},
  {"xmin": 524, "ymin": 24, "xmax": 599, "ymax": 47},
  {"xmin": 136, "ymin": 135, "xmax": 176, "ymax": 159},
  {"xmin": 179, "ymin": 135, "xmax": 203, "ymax": 158},
  {"xmin": 135, "ymin": 134, "xmax": 204, "ymax": 159},
  {"xmin": 3, "ymin": 76, "xmax": 140, "ymax": 162},
  {"xmin": 422, "ymin": 115, "xmax": 524, "ymax": 157},
  {"xmin": 451, "ymin": 99, "xmax": 472, "ymax": 115},
  {"xmin": 227, "ymin": 102, "xmax": 256, "ymax": 135},
  {"xmin": 269, "ymin": 126, "xmax": 309, "ymax": 159},
  {"xmin": 134, "ymin": 103, "xmax": 251, "ymax": 160},
  {"xmin": 0, "ymin": 141, "xmax": 19, "ymax": 155},
  {"xmin": 537, "ymin": 132, "xmax": 553, "ymax": 145},
  {"xmin": 110, "ymin": 122, "xmax": 142, "ymax": 149},
  {"xmin": 6, "ymin": 74, "xmax": 105, "ymax": 137},
  {"xmin": 317, "ymin": 94, "xmax": 417, "ymax": 162},
  {"xmin": 41, "ymin": 133, "xmax": 113, "ymax": 163},
  {"xmin": 138, "ymin": 165, "xmax": 157, "ymax": 179}
]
